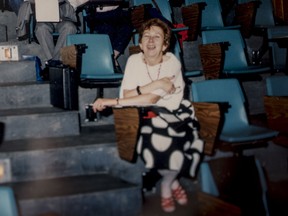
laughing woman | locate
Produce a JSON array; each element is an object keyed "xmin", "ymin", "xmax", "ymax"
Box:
[{"xmin": 93, "ymin": 18, "xmax": 204, "ymax": 213}]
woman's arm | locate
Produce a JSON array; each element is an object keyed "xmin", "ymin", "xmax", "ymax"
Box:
[
  {"xmin": 92, "ymin": 94, "xmax": 161, "ymax": 112},
  {"xmin": 123, "ymin": 76, "xmax": 176, "ymax": 98},
  {"xmin": 92, "ymin": 75, "xmax": 177, "ymax": 112}
]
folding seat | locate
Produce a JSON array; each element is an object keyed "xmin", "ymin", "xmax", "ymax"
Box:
[
  {"xmin": 201, "ymin": 29, "xmax": 271, "ymax": 77},
  {"xmin": 66, "ymin": 34, "xmax": 123, "ymax": 119},
  {"xmin": 191, "ymin": 78, "xmax": 279, "ymax": 215},
  {"xmin": 0, "ymin": 186, "xmax": 19, "ymax": 216}
]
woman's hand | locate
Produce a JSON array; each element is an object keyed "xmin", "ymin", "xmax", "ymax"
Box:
[
  {"xmin": 92, "ymin": 98, "xmax": 117, "ymax": 112},
  {"xmin": 158, "ymin": 76, "xmax": 176, "ymax": 94}
]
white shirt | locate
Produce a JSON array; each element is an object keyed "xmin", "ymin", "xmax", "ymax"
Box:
[
  {"xmin": 120, "ymin": 52, "xmax": 185, "ymax": 111},
  {"xmin": 96, "ymin": 6, "xmax": 119, "ymax": 12}
]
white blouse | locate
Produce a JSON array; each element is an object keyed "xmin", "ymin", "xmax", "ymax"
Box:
[{"xmin": 120, "ymin": 52, "xmax": 185, "ymax": 111}]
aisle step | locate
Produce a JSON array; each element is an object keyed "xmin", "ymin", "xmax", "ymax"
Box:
[
  {"xmin": 7, "ymin": 174, "xmax": 142, "ymax": 216},
  {"xmin": 0, "ymin": 107, "xmax": 80, "ymax": 141}
]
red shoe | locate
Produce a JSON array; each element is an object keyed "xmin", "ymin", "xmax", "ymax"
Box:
[
  {"xmin": 172, "ymin": 185, "xmax": 188, "ymax": 205},
  {"xmin": 161, "ymin": 196, "xmax": 175, "ymax": 213}
]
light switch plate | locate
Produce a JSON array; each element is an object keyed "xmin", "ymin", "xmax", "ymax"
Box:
[
  {"xmin": 0, "ymin": 158, "xmax": 12, "ymax": 183},
  {"xmin": 0, "ymin": 45, "xmax": 20, "ymax": 61}
]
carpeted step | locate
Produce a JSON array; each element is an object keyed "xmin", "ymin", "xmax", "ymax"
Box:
[
  {"xmin": 0, "ymin": 125, "xmax": 142, "ymax": 184},
  {"xmin": 0, "ymin": 107, "xmax": 80, "ymax": 141},
  {"xmin": 7, "ymin": 173, "xmax": 142, "ymax": 216}
]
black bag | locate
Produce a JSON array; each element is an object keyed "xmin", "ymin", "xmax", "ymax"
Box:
[{"xmin": 49, "ymin": 64, "xmax": 79, "ymax": 110}]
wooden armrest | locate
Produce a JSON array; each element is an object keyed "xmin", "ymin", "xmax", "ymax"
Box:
[
  {"xmin": 199, "ymin": 43, "xmax": 228, "ymax": 80},
  {"xmin": 264, "ymin": 96, "xmax": 288, "ymax": 133},
  {"xmin": 235, "ymin": 1, "xmax": 260, "ymax": 38},
  {"xmin": 113, "ymin": 107, "xmax": 140, "ymax": 163},
  {"xmin": 192, "ymin": 102, "xmax": 221, "ymax": 155},
  {"xmin": 181, "ymin": 3, "xmax": 205, "ymax": 41}
]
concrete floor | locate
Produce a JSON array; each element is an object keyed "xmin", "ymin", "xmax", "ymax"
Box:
[{"xmin": 141, "ymin": 114, "xmax": 288, "ymax": 216}]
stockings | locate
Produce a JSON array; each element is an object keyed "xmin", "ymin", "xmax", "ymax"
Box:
[{"xmin": 158, "ymin": 170, "xmax": 179, "ymax": 198}]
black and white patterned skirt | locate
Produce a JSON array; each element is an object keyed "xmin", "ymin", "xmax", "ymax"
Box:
[{"xmin": 137, "ymin": 99, "xmax": 204, "ymax": 178}]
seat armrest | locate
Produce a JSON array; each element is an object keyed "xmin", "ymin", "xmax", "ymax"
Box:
[
  {"xmin": 264, "ymin": 95, "xmax": 288, "ymax": 133},
  {"xmin": 113, "ymin": 107, "xmax": 140, "ymax": 163},
  {"xmin": 181, "ymin": 3, "xmax": 206, "ymax": 41},
  {"xmin": 199, "ymin": 42, "xmax": 229, "ymax": 79},
  {"xmin": 192, "ymin": 102, "xmax": 221, "ymax": 155}
]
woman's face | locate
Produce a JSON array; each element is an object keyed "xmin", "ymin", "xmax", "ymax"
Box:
[{"xmin": 140, "ymin": 26, "xmax": 167, "ymax": 60}]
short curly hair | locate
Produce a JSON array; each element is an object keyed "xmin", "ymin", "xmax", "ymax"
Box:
[{"xmin": 138, "ymin": 18, "xmax": 172, "ymax": 54}]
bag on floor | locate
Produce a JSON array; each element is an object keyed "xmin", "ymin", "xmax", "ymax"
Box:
[{"xmin": 60, "ymin": 44, "xmax": 87, "ymax": 70}]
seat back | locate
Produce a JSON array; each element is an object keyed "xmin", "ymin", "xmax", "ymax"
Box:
[
  {"xmin": 266, "ymin": 75, "xmax": 288, "ymax": 96},
  {"xmin": 264, "ymin": 75, "xmax": 288, "ymax": 137},
  {"xmin": 66, "ymin": 34, "xmax": 115, "ymax": 79},
  {"xmin": 132, "ymin": 0, "xmax": 173, "ymax": 22},
  {"xmin": 202, "ymin": 29, "xmax": 248, "ymax": 70},
  {"xmin": 191, "ymin": 79, "xmax": 249, "ymax": 133},
  {"xmin": 171, "ymin": 39, "xmax": 183, "ymax": 64},
  {"xmin": 238, "ymin": 0, "xmax": 275, "ymax": 26},
  {"xmin": 0, "ymin": 186, "xmax": 19, "ymax": 216},
  {"xmin": 185, "ymin": 0, "xmax": 225, "ymax": 28},
  {"xmin": 255, "ymin": 0, "xmax": 275, "ymax": 26}
]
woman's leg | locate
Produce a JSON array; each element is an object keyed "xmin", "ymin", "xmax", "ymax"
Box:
[
  {"xmin": 171, "ymin": 179, "xmax": 188, "ymax": 205},
  {"xmin": 158, "ymin": 170, "xmax": 178, "ymax": 212}
]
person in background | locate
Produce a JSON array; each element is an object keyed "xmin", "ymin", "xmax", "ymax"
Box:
[
  {"xmin": 85, "ymin": 3, "xmax": 133, "ymax": 73},
  {"xmin": 5, "ymin": 0, "xmax": 24, "ymax": 14},
  {"xmin": 92, "ymin": 18, "xmax": 204, "ymax": 213},
  {"xmin": 32, "ymin": 0, "xmax": 78, "ymax": 64}
]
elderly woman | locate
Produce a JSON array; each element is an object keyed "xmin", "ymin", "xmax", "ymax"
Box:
[{"xmin": 93, "ymin": 18, "xmax": 204, "ymax": 213}]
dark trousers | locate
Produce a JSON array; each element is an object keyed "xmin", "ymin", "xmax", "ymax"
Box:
[{"xmin": 88, "ymin": 7, "xmax": 134, "ymax": 54}]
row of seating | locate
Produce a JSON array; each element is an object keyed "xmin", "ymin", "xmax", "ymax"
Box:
[
  {"xmin": 26, "ymin": 0, "xmax": 286, "ymax": 80},
  {"xmin": 131, "ymin": 0, "xmax": 287, "ymax": 80}
]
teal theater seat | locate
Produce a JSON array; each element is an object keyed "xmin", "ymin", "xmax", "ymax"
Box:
[
  {"xmin": 0, "ymin": 186, "xmax": 19, "ymax": 216},
  {"xmin": 239, "ymin": 0, "xmax": 288, "ymax": 71},
  {"xmin": 202, "ymin": 29, "xmax": 271, "ymax": 76},
  {"xmin": 185, "ymin": 0, "xmax": 240, "ymax": 31},
  {"xmin": 66, "ymin": 34, "xmax": 123, "ymax": 119},
  {"xmin": 192, "ymin": 78, "xmax": 279, "ymax": 214},
  {"xmin": 191, "ymin": 78, "xmax": 278, "ymax": 152},
  {"xmin": 66, "ymin": 34, "xmax": 123, "ymax": 85}
]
